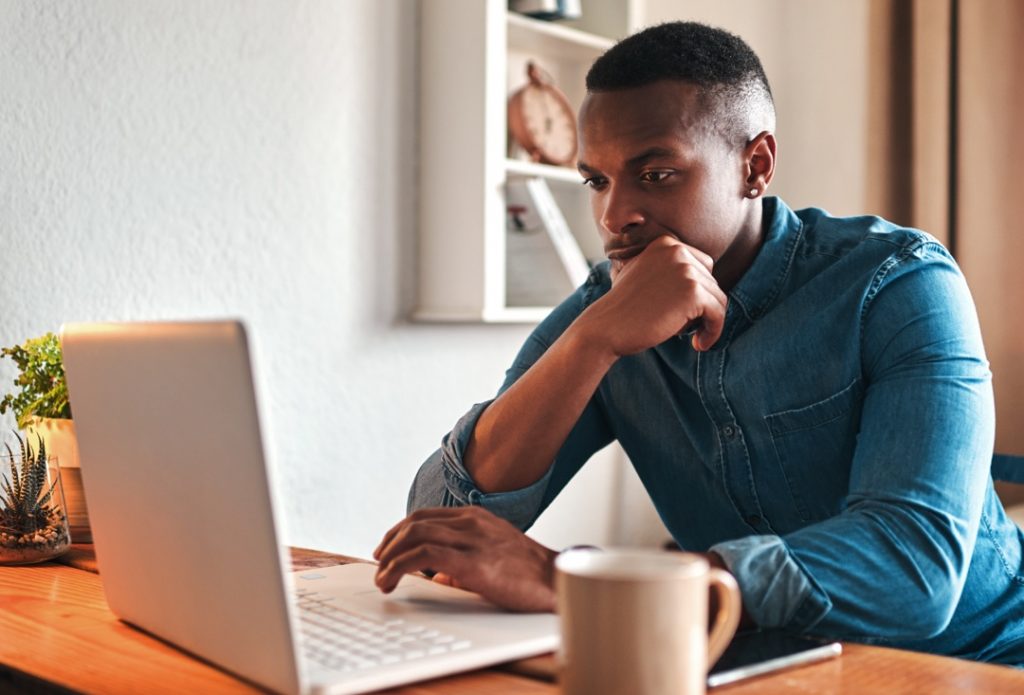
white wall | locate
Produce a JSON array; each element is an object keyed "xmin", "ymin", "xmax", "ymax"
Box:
[
  {"xmin": 0, "ymin": 0, "xmax": 523, "ymax": 557},
  {"xmin": 1, "ymin": 0, "xmax": 657, "ymax": 557}
]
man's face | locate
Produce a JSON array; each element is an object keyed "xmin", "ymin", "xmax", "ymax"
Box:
[{"xmin": 577, "ymin": 81, "xmax": 749, "ymax": 279}]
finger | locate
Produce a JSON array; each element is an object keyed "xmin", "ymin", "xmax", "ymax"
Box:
[
  {"xmin": 376, "ymin": 518, "xmax": 478, "ymax": 570},
  {"xmin": 609, "ymin": 258, "xmax": 624, "ymax": 284},
  {"xmin": 374, "ymin": 518, "xmax": 408, "ymax": 560},
  {"xmin": 647, "ymin": 235, "xmax": 716, "ymax": 275},
  {"xmin": 679, "ymin": 243, "xmax": 715, "ymax": 274},
  {"xmin": 374, "ymin": 507, "xmax": 475, "ymax": 559},
  {"xmin": 378, "ymin": 521, "xmax": 476, "ymax": 568},
  {"xmin": 432, "ymin": 572, "xmax": 455, "ymax": 586},
  {"xmin": 661, "ymin": 257, "xmax": 726, "ymax": 321},
  {"xmin": 679, "ymin": 317, "xmax": 704, "ymax": 339},
  {"xmin": 692, "ymin": 286, "xmax": 728, "ymax": 351},
  {"xmin": 676, "ymin": 254, "xmax": 727, "ymax": 305},
  {"xmin": 681, "ymin": 264, "xmax": 727, "ymax": 307},
  {"xmin": 375, "ymin": 544, "xmax": 471, "ymax": 594},
  {"xmin": 432, "ymin": 572, "xmax": 465, "ymax": 590}
]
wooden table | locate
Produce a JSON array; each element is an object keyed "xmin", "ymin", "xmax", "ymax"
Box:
[{"xmin": 2, "ymin": 546, "xmax": 1022, "ymax": 694}]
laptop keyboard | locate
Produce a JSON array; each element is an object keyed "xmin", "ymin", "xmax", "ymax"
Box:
[{"xmin": 295, "ymin": 588, "xmax": 472, "ymax": 673}]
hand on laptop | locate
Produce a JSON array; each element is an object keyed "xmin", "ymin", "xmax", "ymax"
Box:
[{"xmin": 373, "ymin": 506, "xmax": 558, "ymax": 613}]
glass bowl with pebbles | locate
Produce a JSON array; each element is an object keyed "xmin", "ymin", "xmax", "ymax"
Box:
[{"xmin": 1, "ymin": 434, "xmax": 71, "ymax": 565}]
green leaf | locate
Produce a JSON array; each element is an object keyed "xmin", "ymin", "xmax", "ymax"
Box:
[{"xmin": 0, "ymin": 332, "xmax": 72, "ymax": 425}]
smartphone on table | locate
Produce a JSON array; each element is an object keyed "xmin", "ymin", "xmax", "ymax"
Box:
[{"xmin": 708, "ymin": 629, "xmax": 842, "ymax": 688}]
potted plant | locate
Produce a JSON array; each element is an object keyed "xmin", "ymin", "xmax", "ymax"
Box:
[
  {"xmin": 0, "ymin": 433, "xmax": 71, "ymax": 564},
  {"xmin": 0, "ymin": 332, "xmax": 89, "ymax": 541}
]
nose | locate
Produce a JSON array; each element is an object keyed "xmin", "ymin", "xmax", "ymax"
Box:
[{"xmin": 598, "ymin": 183, "xmax": 645, "ymax": 236}]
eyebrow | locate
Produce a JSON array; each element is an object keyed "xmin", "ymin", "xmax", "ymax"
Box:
[
  {"xmin": 626, "ymin": 147, "xmax": 681, "ymax": 167},
  {"xmin": 577, "ymin": 146, "xmax": 683, "ymax": 175}
]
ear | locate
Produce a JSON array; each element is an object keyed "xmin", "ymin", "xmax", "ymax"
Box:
[{"xmin": 742, "ymin": 131, "xmax": 776, "ymax": 198}]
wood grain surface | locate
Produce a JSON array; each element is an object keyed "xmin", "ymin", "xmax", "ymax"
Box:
[
  {"xmin": 14, "ymin": 545, "xmax": 1024, "ymax": 694},
  {"xmin": 1, "ymin": 562, "xmax": 253, "ymax": 694},
  {"xmin": 714, "ymin": 642, "xmax": 1024, "ymax": 695},
  {"xmin": 500, "ymin": 638, "xmax": 1024, "ymax": 694},
  {"xmin": 0, "ymin": 558, "xmax": 554, "ymax": 694}
]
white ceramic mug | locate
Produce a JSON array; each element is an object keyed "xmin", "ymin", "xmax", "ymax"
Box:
[{"xmin": 555, "ymin": 548, "xmax": 742, "ymax": 695}]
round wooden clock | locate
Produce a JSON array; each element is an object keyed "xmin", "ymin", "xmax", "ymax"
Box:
[{"xmin": 507, "ymin": 62, "xmax": 578, "ymax": 166}]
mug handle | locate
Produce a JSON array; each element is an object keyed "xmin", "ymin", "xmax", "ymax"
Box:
[{"xmin": 706, "ymin": 568, "xmax": 742, "ymax": 667}]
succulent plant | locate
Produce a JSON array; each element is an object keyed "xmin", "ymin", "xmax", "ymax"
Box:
[{"xmin": 1, "ymin": 432, "xmax": 63, "ymax": 537}]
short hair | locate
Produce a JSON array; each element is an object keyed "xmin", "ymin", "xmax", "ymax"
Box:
[{"xmin": 586, "ymin": 22, "xmax": 775, "ymax": 145}]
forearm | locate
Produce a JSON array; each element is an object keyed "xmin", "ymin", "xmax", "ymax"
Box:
[
  {"xmin": 712, "ymin": 485, "xmax": 984, "ymax": 639},
  {"xmin": 467, "ymin": 241, "xmax": 729, "ymax": 493},
  {"xmin": 465, "ymin": 312, "xmax": 618, "ymax": 493}
]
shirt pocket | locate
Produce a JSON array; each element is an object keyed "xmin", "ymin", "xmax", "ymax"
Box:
[{"xmin": 763, "ymin": 378, "xmax": 863, "ymax": 523}]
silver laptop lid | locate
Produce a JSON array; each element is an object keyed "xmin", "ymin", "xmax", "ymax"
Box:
[{"xmin": 61, "ymin": 320, "xmax": 303, "ymax": 694}]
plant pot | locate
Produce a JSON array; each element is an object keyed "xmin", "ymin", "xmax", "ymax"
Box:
[
  {"xmin": 27, "ymin": 416, "xmax": 91, "ymax": 542},
  {"xmin": 0, "ymin": 453, "xmax": 71, "ymax": 564}
]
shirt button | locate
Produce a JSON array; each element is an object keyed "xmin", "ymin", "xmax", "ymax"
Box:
[{"xmin": 722, "ymin": 425, "xmax": 736, "ymax": 438}]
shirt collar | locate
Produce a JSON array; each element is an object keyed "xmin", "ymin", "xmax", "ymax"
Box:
[{"xmin": 728, "ymin": 196, "xmax": 803, "ymax": 323}]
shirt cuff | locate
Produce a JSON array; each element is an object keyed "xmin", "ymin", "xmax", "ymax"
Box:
[
  {"xmin": 439, "ymin": 400, "xmax": 552, "ymax": 530},
  {"xmin": 709, "ymin": 535, "xmax": 832, "ymax": 631}
]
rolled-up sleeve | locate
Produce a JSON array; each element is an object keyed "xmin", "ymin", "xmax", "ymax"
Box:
[
  {"xmin": 714, "ymin": 243, "xmax": 994, "ymax": 640},
  {"xmin": 407, "ymin": 267, "xmax": 616, "ymax": 530},
  {"xmin": 406, "ymin": 400, "xmax": 557, "ymax": 530},
  {"xmin": 710, "ymin": 535, "xmax": 832, "ymax": 629}
]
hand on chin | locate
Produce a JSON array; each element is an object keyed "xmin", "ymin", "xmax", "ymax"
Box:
[{"xmin": 609, "ymin": 256, "xmax": 636, "ymax": 284}]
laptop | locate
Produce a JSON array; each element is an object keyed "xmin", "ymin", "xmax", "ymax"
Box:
[{"xmin": 60, "ymin": 320, "xmax": 558, "ymax": 695}]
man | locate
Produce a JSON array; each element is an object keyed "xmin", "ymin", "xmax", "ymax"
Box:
[{"xmin": 375, "ymin": 22, "xmax": 1024, "ymax": 664}]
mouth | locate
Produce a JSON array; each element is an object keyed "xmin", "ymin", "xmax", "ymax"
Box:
[{"xmin": 606, "ymin": 244, "xmax": 646, "ymax": 262}]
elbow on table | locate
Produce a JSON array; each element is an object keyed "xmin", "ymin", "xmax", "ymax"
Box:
[
  {"xmin": 816, "ymin": 549, "xmax": 969, "ymax": 640},
  {"xmin": 898, "ymin": 531, "xmax": 977, "ymax": 639},
  {"xmin": 822, "ymin": 584, "xmax": 960, "ymax": 641},
  {"xmin": 896, "ymin": 590, "xmax": 960, "ymax": 640},
  {"xmin": 841, "ymin": 504, "xmax": 978, "ymax": 640},
  {"xmin": 868, "ymin": 567, "xmax": 966, "ymax": 640}
]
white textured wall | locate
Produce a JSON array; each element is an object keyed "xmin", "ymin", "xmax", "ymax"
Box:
[{"xmin": 0, "ymin": 0, "xmax": 571, "ymax": 557}]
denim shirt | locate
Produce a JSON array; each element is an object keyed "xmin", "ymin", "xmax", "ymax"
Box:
[{"xmin": 408, "ymin": 197, "xmax": 1024, "ymax": 665}]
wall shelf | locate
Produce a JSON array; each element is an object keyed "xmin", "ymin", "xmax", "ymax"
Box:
[
  {"xmin": 506, "ymin": 12, "xmax": 614, "ymax": 60},
  {"xmin": 505, "ymin": 158, "xmax": 583, "ymax": 185},
  {"xmin": 415, "ymin": 0, "xmax": 634, "ymax": 323}
]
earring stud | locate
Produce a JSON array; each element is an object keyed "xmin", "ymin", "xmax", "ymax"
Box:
[{"xmin": 748, "ymin": 188, "xmax": 759, "ymax": 198}]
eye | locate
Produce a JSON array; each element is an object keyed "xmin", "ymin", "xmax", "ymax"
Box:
[
  {"xmin": 581, "ymin": 176, "xmax": 608, "ymax": 190},
  {"xmin": 640, "ymin": 170, "xmax": 674, "ymax": 183}
]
